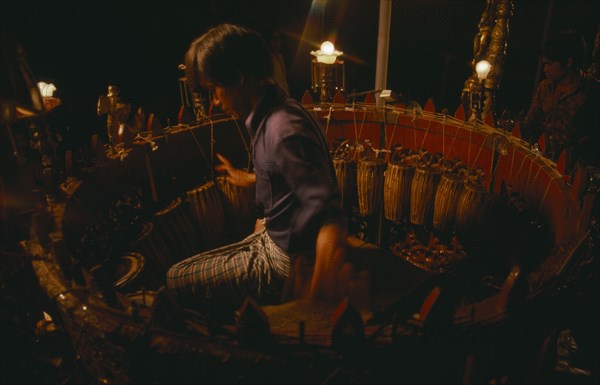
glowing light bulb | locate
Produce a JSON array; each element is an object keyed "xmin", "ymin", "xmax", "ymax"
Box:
[
  {"xmin": 321, "ymin": 41, "xmax": 335, "ymax": 55},
  {"xmin": 475, "ymin": 60, "xmax": 492, "ymax": 80},
  {"xmin": 311, "ymin": 41, "xmax": 342, "ymax": 64}
]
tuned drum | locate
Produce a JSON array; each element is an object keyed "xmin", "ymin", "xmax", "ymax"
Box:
[
  {"xmin": 186, "ymin": 180, "xmax": 226, "ymax": 250},
  {"xmin": 152, "ymin": 197, "xmax": 202, "ymax": 262},
  {"xmin": 357, "ymin": 159, "xmax": 386, "ymax": 216},
  {"xmin": 217, "ymin": 176, "xmax": 256, "ymax": 241},
  {"xmin": 384, "ymin": 161, "xmax": 415, "ymax": 223},
  {"xmin": 433, "ymin": 174, "xmax": 465, "ymax": 233},
  {"xmin": 410, "ymin": 165, "xmax": 441, "ymax": 227},
  {"xmin": 455, "ymin": 182, "xmax": 488, "ymax": 238},
  {"xmin": 333, "ymin": 158, "xmax": 358, "ymax": 211}
]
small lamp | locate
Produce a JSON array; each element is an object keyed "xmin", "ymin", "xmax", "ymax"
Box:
[
  {"xmin": 471, "ymin": 60, "xmax": 492, "ymax": 122},
  {"xmin": 37, "ymin": 82, "xmax": 57, "ymax": 97},
  {"xmin": 310, "ymin": 41, "xmax": 345, "ymax": 103},
  {"xmin": 311, "ymin": 41, "xmax": 343, "ymax": 64},
  {"xmin": 38, "ymin": 82, "xmax": 61, "ymax": 112}
]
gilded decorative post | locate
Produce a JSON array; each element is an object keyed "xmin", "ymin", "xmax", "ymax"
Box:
[
  {"xmin": 97, "ymin": 85, "xmax": 131, "ymax": 146},
  {"xmin": 461, "ymin": 0, "xmax": 514, "ymax": 122}
]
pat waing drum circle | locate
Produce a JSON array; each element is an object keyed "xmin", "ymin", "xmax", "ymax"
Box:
[
  {"xmin": 152, "ymin": 197, "xmax": 202, "ymax": 262},
  {"xmin": 129, "ymin": 221, "xmax": 174, "ymax": 289},
  {"xmin": 186, "ymin": 180, "xmax": 226, "ymax": 250},
  {"xmin": 410, "ymin": 165, "xmax": 441, "ymax": 227},
  {"xmin": 433, "ymin": 173, "xmax": 465, "ymax": 233},
  {"xmin": 384, "ymin": 161, "xmax": 415, "ymax": 223},
  {"xmin": 217, "ymin": 176, "xmax": 256, "ymax": 240},
  {"xmin": 357, "ymin": 158, "xmax": 386, "ymax": 216},
  {"xmin": 111, "ymin": 252, "xmax": 146, "ymax": 293},
  {"xmin": 454, "ymin": 182, "xmax": 488, "ymax": 238}
]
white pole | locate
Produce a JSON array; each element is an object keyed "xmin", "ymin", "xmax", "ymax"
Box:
[{"xmin": 375, "ymin": 0, "xmax": 392, "ymax": 107}]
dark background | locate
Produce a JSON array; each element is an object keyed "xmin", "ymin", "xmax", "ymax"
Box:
[{"xmin": 2, "ymin": 0, "xmax": 599, "ymax": 145}]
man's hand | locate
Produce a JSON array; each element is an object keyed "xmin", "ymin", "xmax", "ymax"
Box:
[
  {"xmin": 215, "ymin": 153, "xmax": 256, "ymax": 188},
  {"xmin": 254, "ymin": 218, "xmax": 266, "ymax": 233}
]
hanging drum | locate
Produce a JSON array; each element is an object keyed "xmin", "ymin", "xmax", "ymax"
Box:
[
  {"xmin": 334, "ymin": 158, "xmax": 357, "ymax": 212},
  {"xmin": 152, "ymin": 197, "xmax": 202, "ymax": 262},
  {"xmin": 357, "ymin": 158, "xmax": 386, "ymax": 216},
  {"xmin": 217, "ymin": 176, "xmax": 256, "ymax": 241},
  {"xmin": 455, "ymin": 182, "xmax": 488, "ymax": 238},
  {"xmin": 186, "ymin": 180, "xmax": 226, "ymax": 250},
  {"xmin": 333, "ymin": 140, "xmax": 358, "ymax": 211},
  {"xmin": 129, "ymin": 221, "xmax": 173, "ymax": 288},
  {"xmin": 384, "ymin": 161, "xmax": 415, "ymax": 223},
  {"xmin": 433, "ymin": 173, "xmax": 465, "ymax": 233},
  {"xmin": 410, "ymin": 165, "xmax": 441, "ymax": 227}
]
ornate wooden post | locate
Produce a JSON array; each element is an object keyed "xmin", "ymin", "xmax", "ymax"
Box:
[{"xmin": 461, "ymin": 0, "xmax": 514, "ymax": 122}]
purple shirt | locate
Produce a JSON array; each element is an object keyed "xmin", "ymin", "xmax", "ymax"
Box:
[{"xmin": 245, "ymin": 85, "xmax": 345, "ymax": 253}]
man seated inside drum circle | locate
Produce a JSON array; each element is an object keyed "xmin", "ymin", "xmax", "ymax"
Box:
[{"xmin": 166, "ymin": 23, "xmax": 349, "ymax": 312}]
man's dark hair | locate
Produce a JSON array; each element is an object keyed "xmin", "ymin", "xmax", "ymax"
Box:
[
  {"xmin": 184, "ymin": 23, "xmax": 274, "ymax": 90},
  {"xmin": 543, "ymin": 30, "xmax": 587, "ymax": 70}
]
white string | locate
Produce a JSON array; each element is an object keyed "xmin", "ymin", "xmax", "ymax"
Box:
[
  {"xmin": 446, "ymin": 122, "xmax": 464, "ymax": 159},
  {"xmin": 442, "ymin": 115, "xmax": 446, "ymax": 160},
  {"xmin": 418, "ymin": 118, "xmax": 433, "ymax": 150},
  {"xmin": 324, "ymin": 106, "xmax": 334, "ymax": 135},
  {"xmin": 537, "ymin": 175, "xmax": 561, "ymax": 218},
  {"xmin": 524, "ymin": 156, "xmax": 536, "ymax": 195},
  {"xmin": 412, "ymin": 110, "xmax": 418, "ymax": 151},
  {"xmin": 467, "ymin": 129, "xmax": 472, "ymax": 170},
  {"xmin": 488, "ymin": 136, "xmax": 500, "ymax": 189},
  {"xmin": 352, "ymin": 102, "xmax": 359, "ymax": 143},
  {"xmin": 513, "ymin": 153, "xmax": 528, "ymax": 184},
  {"xmin": 357, "ymin": 107, "xmax": 368, "ymax": 143},
  {"xmin": 385, "ymin": 110, "xmax": 401, "ymax": 153},
  {"xmin": 470, "ymin": 131, "xmax": 489, "ymax": 177},
  {"xmin": 352, "ymin": 107, "xmax": 368, "ymax": 161},
  {"xmin": 187, "ymin": 120, "xmax": 210, "ymax": 166},
  {"xmin": 489, "ymin": 143, "xmax": 504, "ymax": 192}
]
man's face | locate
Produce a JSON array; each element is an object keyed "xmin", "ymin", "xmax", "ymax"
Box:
[
  {"xmin": 210, "ymin": 84, "xmax": 252, "ymax": 120},
  {"xmin": 542, "ymin": 57, "xmax": 570, "ymax": 83}
]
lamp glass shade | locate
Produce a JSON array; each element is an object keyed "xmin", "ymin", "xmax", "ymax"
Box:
[
  {"xmin": 38, "ymin": 82, "xmax": 57, "ymax": 97},
  {"xmin": 316, "ymin": 54, "xmax": 338, "ymax": 64}
]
